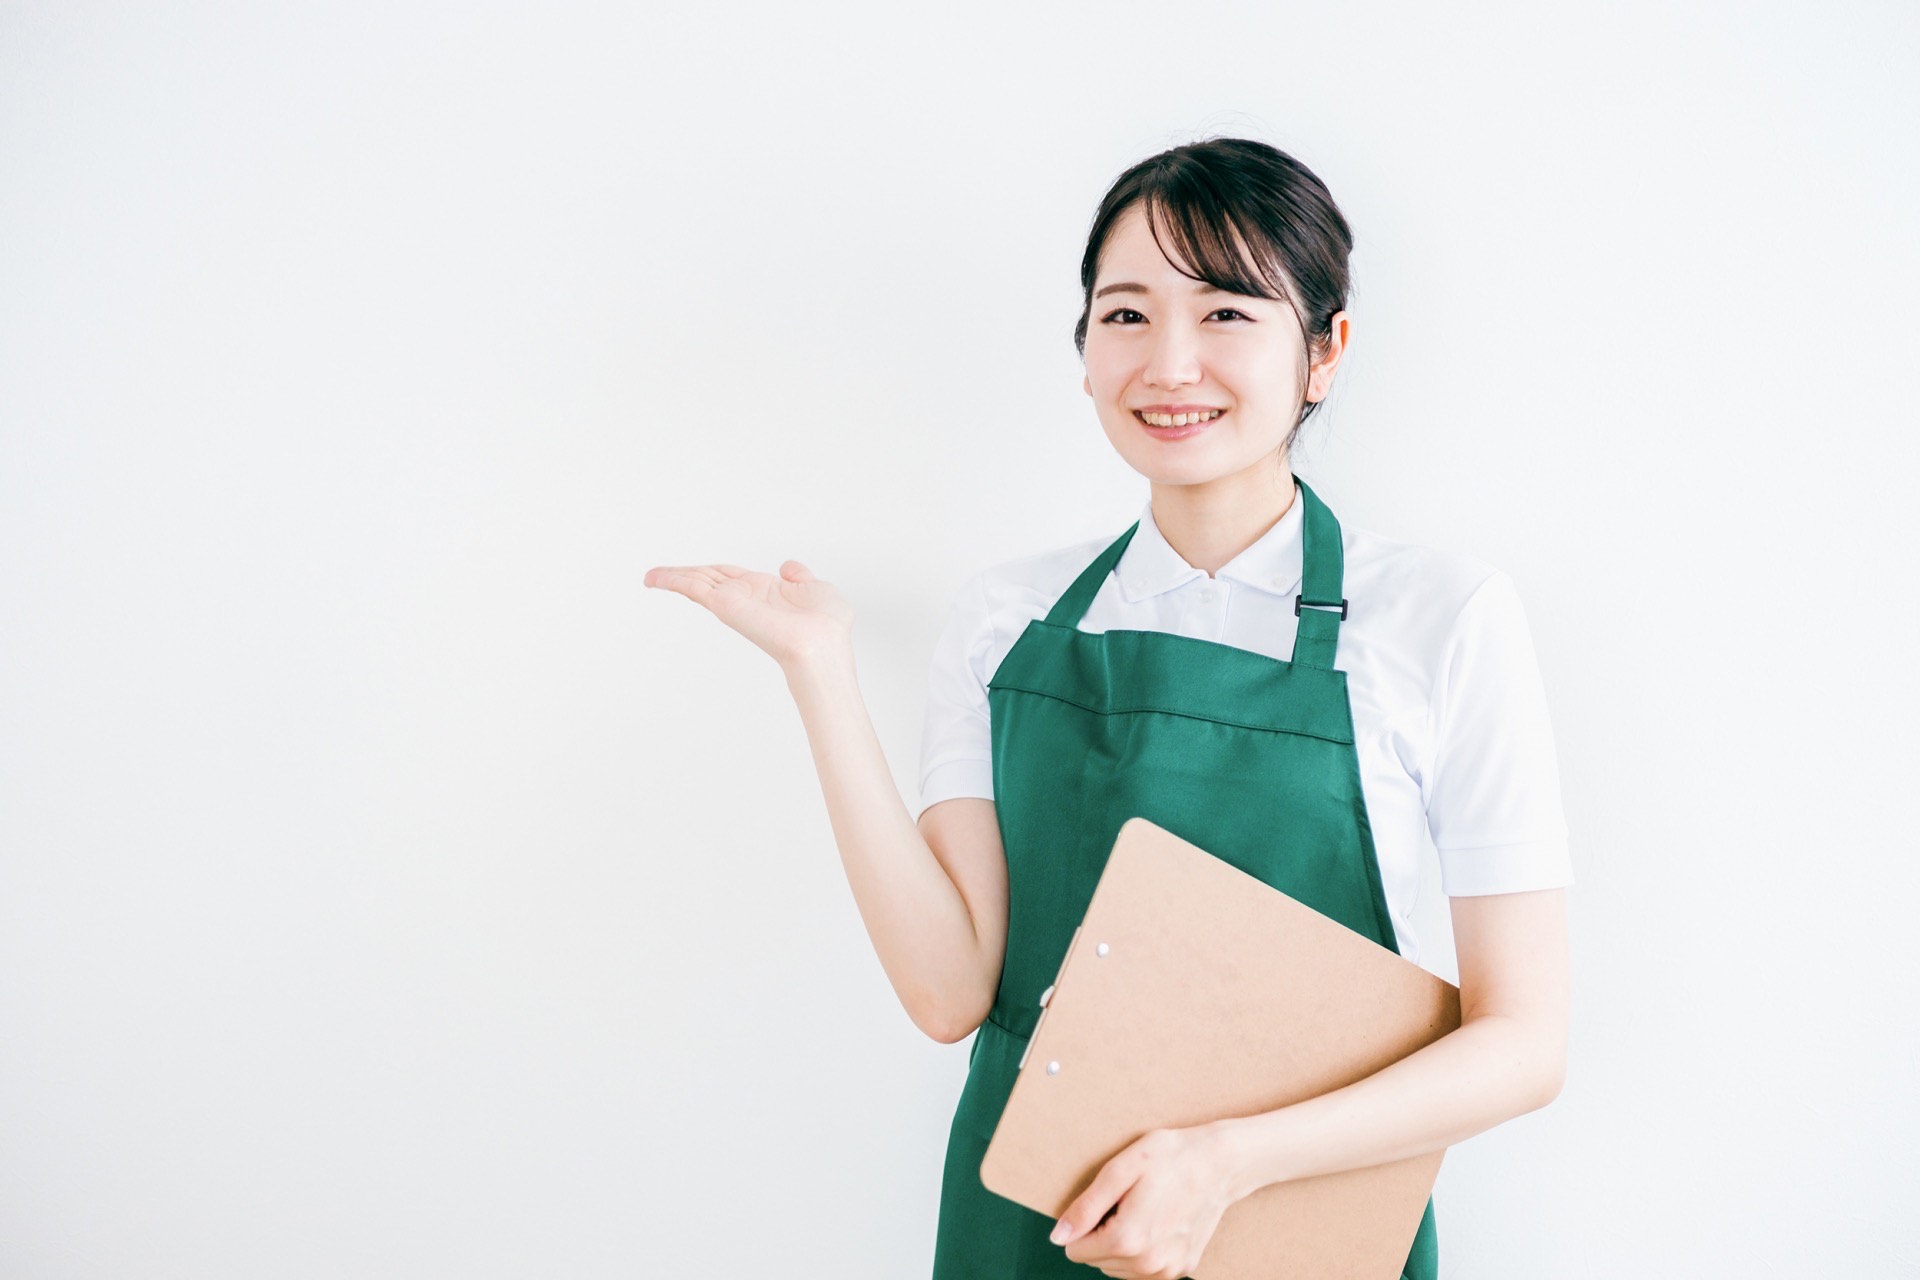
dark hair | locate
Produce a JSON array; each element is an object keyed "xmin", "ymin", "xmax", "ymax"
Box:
[{"xmin": 1073, "ymin": 137, "xmax": 1355, "ymax": 457}]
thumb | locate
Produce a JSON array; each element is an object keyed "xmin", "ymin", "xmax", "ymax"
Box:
[
  {"xmin": 780, "ymin": 560, "xmax": 816, "ymax": 582},
  {"xmin": 1050, "ymin": 1194, "xmax": 1104, "ymax": 1246},
  {"xmin": 1051, "ymin": 1157, "xmax": 1133, "ymax": 1245}
]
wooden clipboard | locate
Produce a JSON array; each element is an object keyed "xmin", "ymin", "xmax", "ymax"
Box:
[{"xmin": 978, "ymin": 816, "xmax": 1461, "ymax": 1279}]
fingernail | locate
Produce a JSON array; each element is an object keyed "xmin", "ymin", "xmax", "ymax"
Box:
[{"xmin": 1050, "ymin": 1221, "xmax": 1072, "ymax": 1244}]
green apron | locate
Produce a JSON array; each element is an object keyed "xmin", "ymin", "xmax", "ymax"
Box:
[{"xmin": 930, "ymin": 477, "xmax": 1439, "ymax": 1279}]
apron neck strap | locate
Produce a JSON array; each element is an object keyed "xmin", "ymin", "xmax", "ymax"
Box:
[
  {"xmin": 1042, "ymin": 477, "xmax": 1349, "ymax": 671},
  {"xmin": 1043, "ymin": 522, "xmax": 1138, "ymax": 627},
  {"xmin": 1289, "ymin": 476, "xmax": 1347, "ymax": 670}
]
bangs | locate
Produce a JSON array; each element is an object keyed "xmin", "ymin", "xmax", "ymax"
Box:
[{"xmin": 1137, "ymin": 181, "xmax": 1297, "ymax": 307}]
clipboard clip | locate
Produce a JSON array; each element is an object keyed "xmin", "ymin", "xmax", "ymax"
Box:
[{"xmin": 1020, "ymin": 926, "xmax": 1108, "ymax": 1073}]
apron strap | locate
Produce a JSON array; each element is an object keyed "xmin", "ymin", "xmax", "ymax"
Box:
[
  {"xmin": 1043, "ymin": 521, "xmax": 1139, "ymax": 627},
  {"xmin": 1289, "ymin": 476, "xmax": 1348, "ymax": 671},
  {"xmin": 1042, "ymin": 478, "xmax": 1348, "ymax": 671}
]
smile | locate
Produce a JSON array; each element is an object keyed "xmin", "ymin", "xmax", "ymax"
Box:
[
  {"xmin": 1135, "ymin": 408, "xmax": 1225, "ymax": 427},
  {"xmin": 1133, "ymin": 408, "xmax": 1224, "ymax": 440}
]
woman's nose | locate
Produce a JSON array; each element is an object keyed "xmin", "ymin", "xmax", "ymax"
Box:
[{"xmin": 1144, "ymin": 325, "xmax": 1202, "ymax": 388}]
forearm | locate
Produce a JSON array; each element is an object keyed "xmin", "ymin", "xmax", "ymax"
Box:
[
  {"xmin": 1211, "ymin": 1013, "xmax": 1564, "ymax": 1202},
  {"xmin": 782, "ymin": 650, "xmax": 989, "ymax": 1041}
]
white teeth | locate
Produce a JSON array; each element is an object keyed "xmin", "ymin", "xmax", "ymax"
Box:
[{"xmin": 1141, "ymin": 409, "xmax": 1223, "ymax": 427}]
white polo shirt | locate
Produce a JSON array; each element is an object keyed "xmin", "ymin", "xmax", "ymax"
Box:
[{"xmin": 916, "ymin": 483, "xmax": 1574, "ymax": 963}]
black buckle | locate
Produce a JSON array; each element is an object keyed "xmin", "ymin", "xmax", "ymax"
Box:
[{"xmin": 1295, "ymin": 595, "xmax": 1349, "ymax": 619}]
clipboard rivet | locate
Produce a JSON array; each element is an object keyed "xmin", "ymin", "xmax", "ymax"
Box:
[
  {"xmin": 1096, "ymin": 942, "xmax": 1110, "ymax": 957},
  {"xmin": 1046, "ymin": 1060, "xmax": 1060, "ymax": 1075}
]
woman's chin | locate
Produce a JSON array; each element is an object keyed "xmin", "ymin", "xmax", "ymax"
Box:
[
  {"xmin": 1129, "ymin": 460, "xmax": 1227, "ymax": 488},
  {"xmin": 1120, "ymin": 445, "xmax": 1290, "ymax": 489}
]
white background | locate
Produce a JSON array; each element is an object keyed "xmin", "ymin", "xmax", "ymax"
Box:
[{"xmin": 3, "ymin": 2, "xmax": 1915, "ymax": 1275}]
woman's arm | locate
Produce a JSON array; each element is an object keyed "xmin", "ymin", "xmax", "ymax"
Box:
[
  {"xmin": 645, "ymin": 558, "xmax": 1005, "ymax": 1044},
  {"xmin": 1208, "ymin": 885, "xmax": 1569, "ymax": 1200},
  {"xmin": 784, "ymin": 651, "xmax": 1007, "ymax": 1043}
]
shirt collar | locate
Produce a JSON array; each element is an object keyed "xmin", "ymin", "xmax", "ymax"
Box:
[{"xmin": 1113, "ymin": 482, "xmax": 1306, "ymax": 603}]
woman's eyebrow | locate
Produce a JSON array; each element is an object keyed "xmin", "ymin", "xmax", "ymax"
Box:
[{"xmin": 1093, "ymin": 281, "xmax": 1229, "ymax": 300}]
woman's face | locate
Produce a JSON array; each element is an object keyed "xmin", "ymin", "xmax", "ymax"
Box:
[{"xmin": 1081, "ymin": 202, "xmax": 1347, "ymax": 489}]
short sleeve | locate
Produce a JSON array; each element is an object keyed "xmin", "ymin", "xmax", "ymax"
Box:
[
  {"xmin": 1424, "ymin": 570, "xmax": 1574, "ymax": 896},
  {"xmin": 915, "ymin": 570, "xmax": 996, "ymax": 822}
]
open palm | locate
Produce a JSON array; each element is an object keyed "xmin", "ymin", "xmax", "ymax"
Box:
[{"xmin": 643, "ymin": 559, "xmax": 855, "ymax": 670}]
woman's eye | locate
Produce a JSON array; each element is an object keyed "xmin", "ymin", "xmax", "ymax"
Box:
[{"xmin": 1098, "ymin": 307, "xmax": 1250, "ymax": 325}]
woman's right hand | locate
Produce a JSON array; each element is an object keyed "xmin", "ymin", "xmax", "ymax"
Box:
[{"xmin": 643, "ymin": 559, "xmax": 855, "ymax": 672}]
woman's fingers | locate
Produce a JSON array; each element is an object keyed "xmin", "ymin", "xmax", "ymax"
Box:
[
  {"xmin": 644, "ymin": 559, "xmax": 852, "ymax": 669},
  {"xmin": 646, "ymin": 565, "xmax": 731, "ymax": 600},
  {"xmin": 647, "ymin": 564, "xmax": 751, "ymax": 583},
  {"xmin": 648, "ymin": 563, "xmax": 805, "ymax": 594},
  {"xmin": 644, "ymin": 565, "xmax": 697, "ymax": 590},
  {"xmin": 644, "ymin": 565, "xmax": 775, "ymax": 616}
]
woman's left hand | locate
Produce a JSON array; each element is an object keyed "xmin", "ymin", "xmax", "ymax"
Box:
[{"xmin": 1050, "ymin": 1122, "xmax": 1243, "ymax": 1279}]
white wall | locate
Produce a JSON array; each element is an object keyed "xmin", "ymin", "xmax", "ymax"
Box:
[{"xmin": 3, "ymin": 2, "xmax": 1914, "ymax": 1275}]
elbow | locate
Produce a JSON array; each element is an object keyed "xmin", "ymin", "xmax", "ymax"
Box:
[
  {"xmin": 1504, "ymin": 1009, "xmax": 1568, "ymax": 1112},
  {"xmin": 1528, "ymin": 1046, "xmax": 1568, "ymax": 1111},
  {"xmin": 922, "ymin": 1016, "xmax": 976, "ymax": 1046},
  {"xmin": 904, "ymin": 950, "xmax": 1000, "ymax": 1044},
  {"xmin": 916, "ymin": 1008, "xmax": 982, "ymax": 1046},
  {"xmin": 911, "ymin": 987, "xmax": 991, "ymax": 1046},
  {"xmin": 1478, "ymin": 1011, "xmax": 1566, "ymax": 1113},
  {"xmin": 925, "ymin": 996, "xmax": 992, "ymax": 1045}
]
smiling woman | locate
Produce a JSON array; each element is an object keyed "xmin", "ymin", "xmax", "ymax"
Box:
[
  {"xmin": 1075, "ymin": 137, "xmax": 1354, "ymax": 499},
  {"xmin": 645, "ymin": 135, "xmax": 1571, "ymax": 1280}
]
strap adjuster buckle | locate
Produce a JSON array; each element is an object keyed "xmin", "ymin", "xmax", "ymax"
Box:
[{"xmin": 1295, "ymin": 595, "xmax": 1349, "ymax": 620}]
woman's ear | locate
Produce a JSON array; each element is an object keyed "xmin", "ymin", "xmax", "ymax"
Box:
[
  {"xmin": 1308, "ymin": 311, "xmax": 1352, "ymax": 400},
  {"xmin": 1083, "ymin": 373, "xmax": 1093, "ymax": 397}
]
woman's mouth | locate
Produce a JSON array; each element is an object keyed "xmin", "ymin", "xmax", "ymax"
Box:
[{"xmin": 1134, "ymin": 407, "xmax": 1225, "ymax": 440}]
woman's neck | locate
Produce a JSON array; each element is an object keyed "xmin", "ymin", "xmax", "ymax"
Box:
[{"xmin": 1147, "ymin": 466, "xmax": 1298, "ymax": 579}]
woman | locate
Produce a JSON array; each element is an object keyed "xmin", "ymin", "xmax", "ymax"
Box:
[{"xmin": 645, "ymin": 137, "xmax": 1571, "ymax": 1280}]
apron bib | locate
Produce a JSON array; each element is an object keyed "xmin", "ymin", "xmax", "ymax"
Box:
[{"xmin": 930, "ymin": 478, "xmax": 1439, "ymax": 1279}]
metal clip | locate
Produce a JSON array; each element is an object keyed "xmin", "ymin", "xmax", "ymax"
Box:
[{"xmin": 1295, "ymin": 595, "xmax": 1349, "ymax": 619}]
